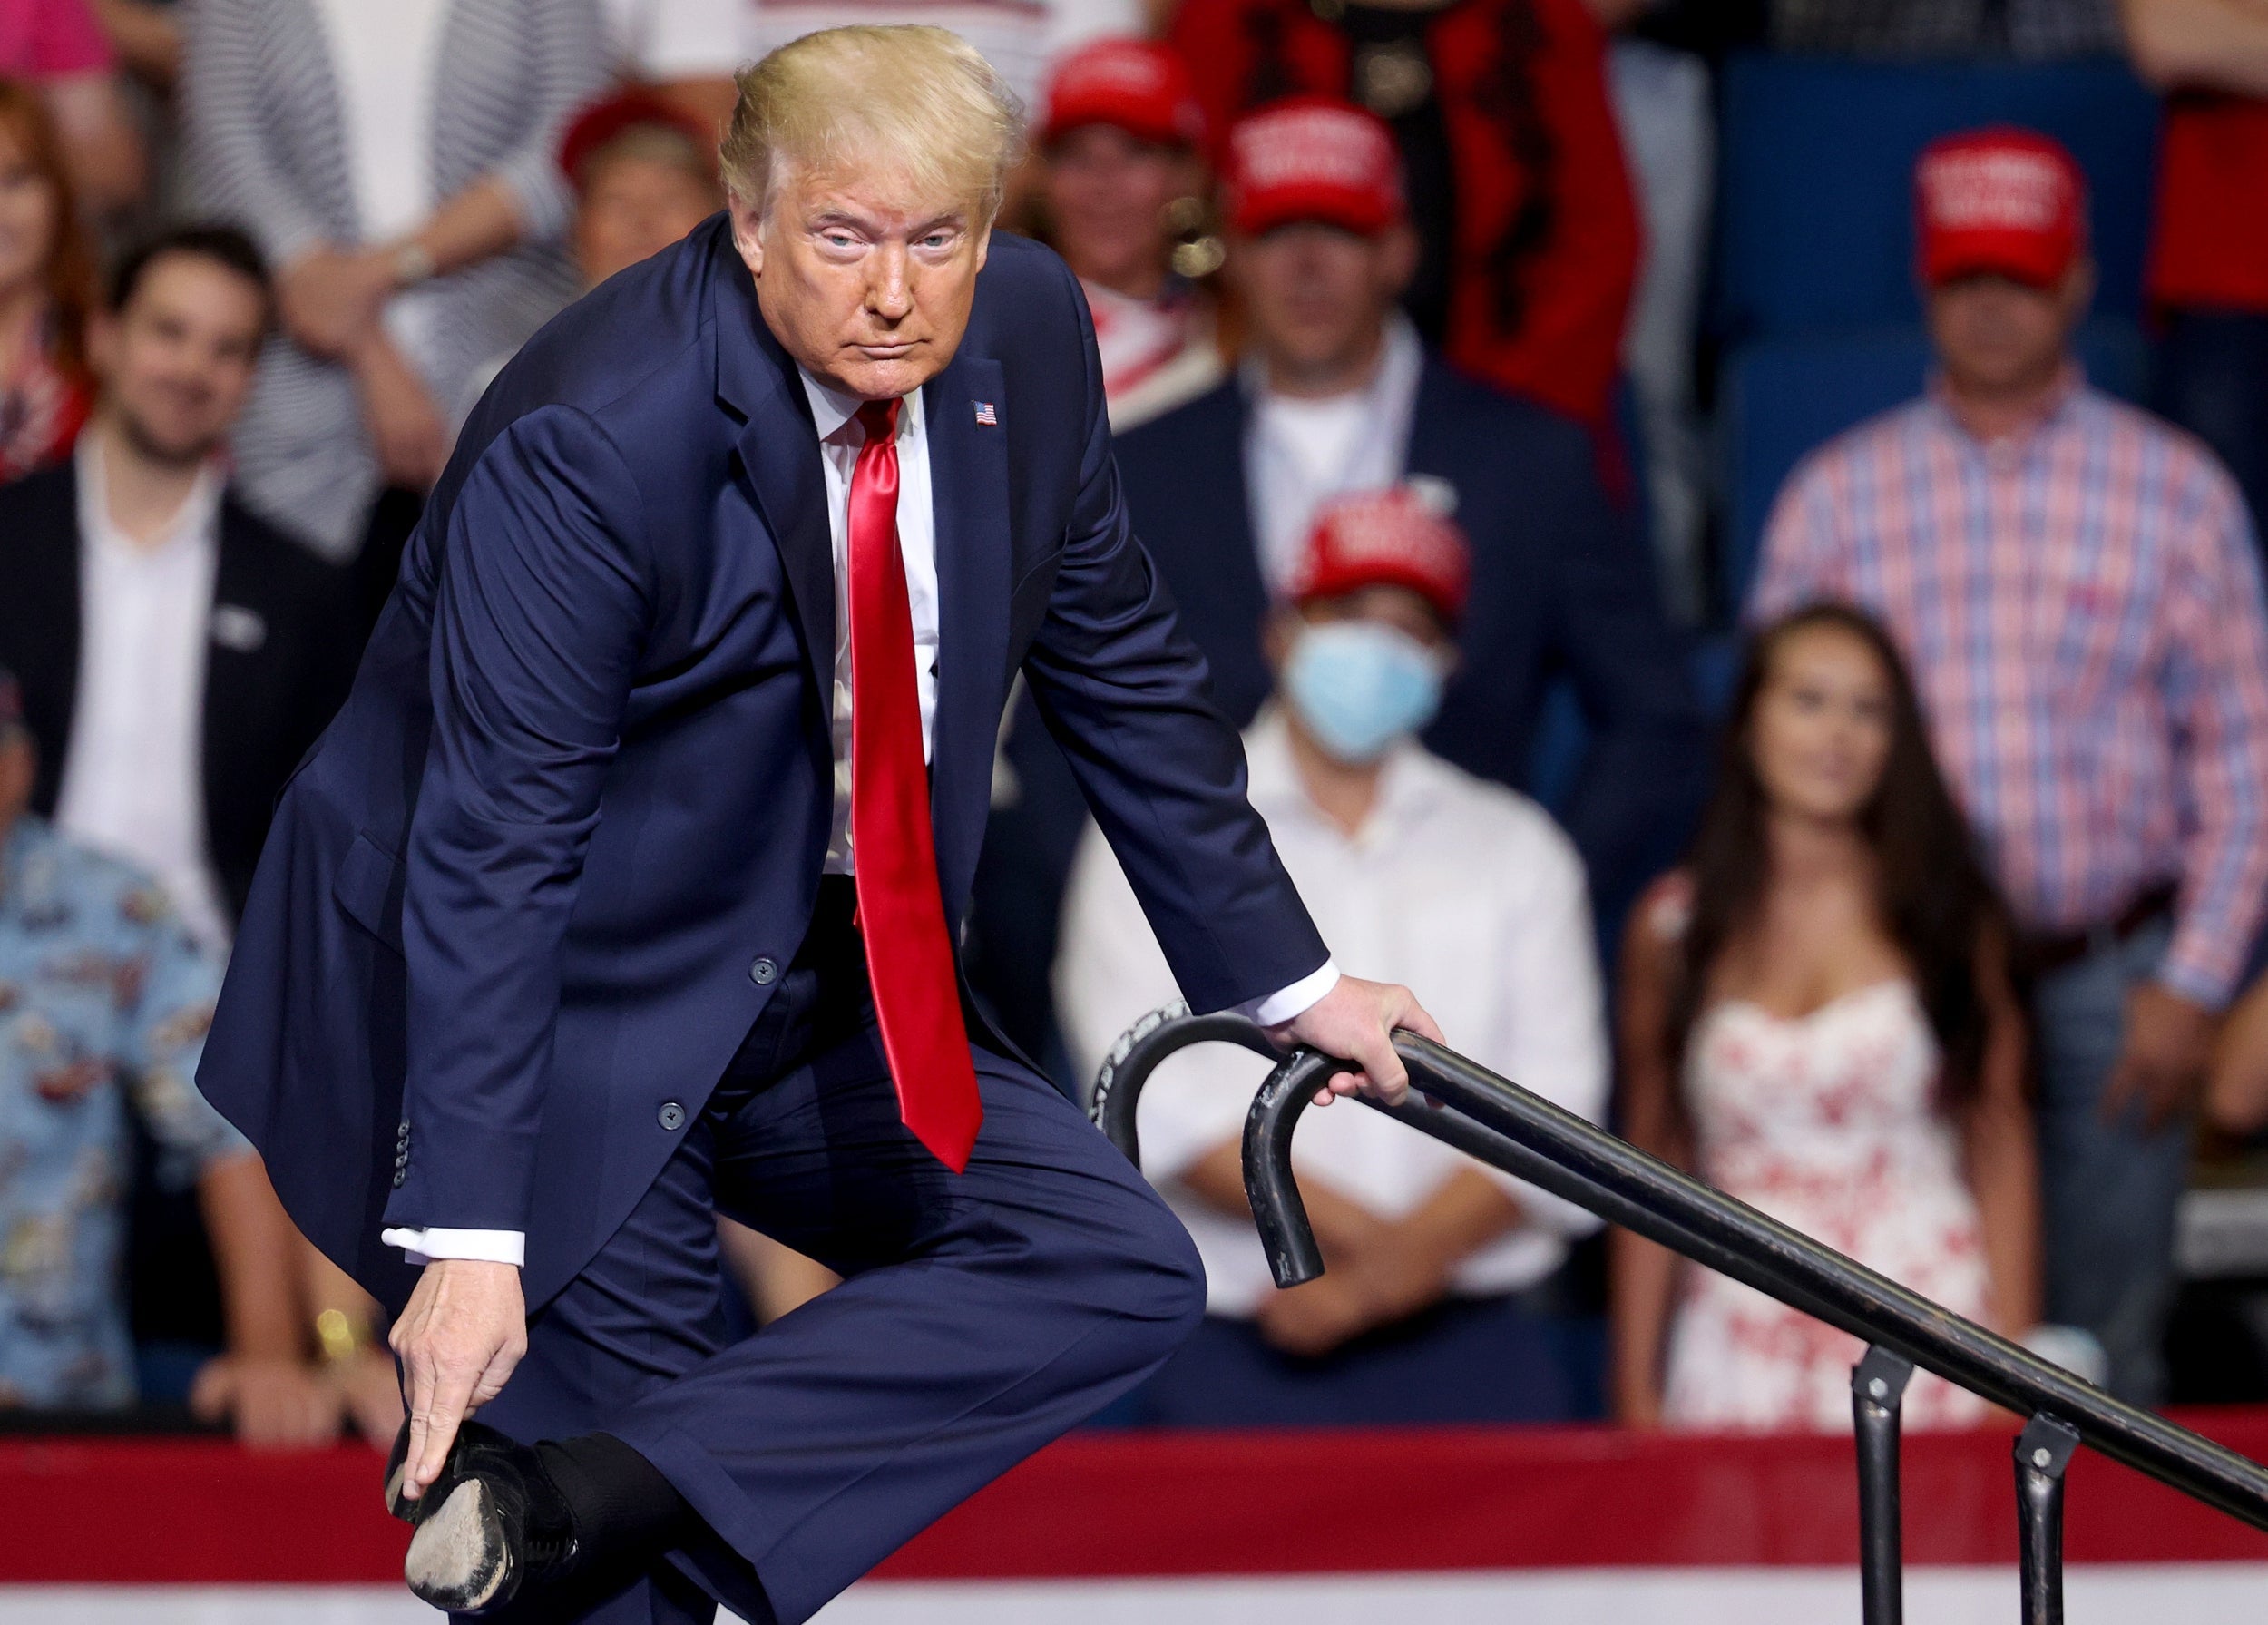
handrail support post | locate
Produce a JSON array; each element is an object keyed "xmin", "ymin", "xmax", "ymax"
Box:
[
  {"xmin": 2016, "ymin": 1413, "xmax": 2081, "ymax": 1625},
  {"xmin": 1853, "ymin": 1346, "xmax": 1914, "ymax": 1625}
]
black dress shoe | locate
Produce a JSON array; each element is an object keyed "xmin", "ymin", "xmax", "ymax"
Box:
[{"xmin": 388, "ymin": 1420, "xmax": 582, "ymax": 1615}]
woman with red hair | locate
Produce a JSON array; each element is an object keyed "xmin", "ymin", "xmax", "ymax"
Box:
[{"xmin": 0, "ymin": 79, "xmax": 93, "ymax": 484}]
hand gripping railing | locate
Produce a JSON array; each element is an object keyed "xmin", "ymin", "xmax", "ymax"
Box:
[{"xmin": 1090, "ymin": 1006, "xmax": 2268, "ymax": 1624}]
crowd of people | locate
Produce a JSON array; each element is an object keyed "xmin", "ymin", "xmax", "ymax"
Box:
[{"xmin": 4, "ymin": 0, "xmax": 2268, "ymax": 1449}]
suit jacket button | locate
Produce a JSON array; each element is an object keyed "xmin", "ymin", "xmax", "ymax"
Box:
[
  {"xmin": 391, "ymin": 1170, "xmax": 406, "ymax": 1189},
  {"xmin": 658, "ymin": 1101, "xmax": 687, "ymax": 1131},
  {"xmin": 749, "ymin": 956, "xmax": 778, "ymax": 985}
]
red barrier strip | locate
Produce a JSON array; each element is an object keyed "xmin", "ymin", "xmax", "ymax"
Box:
[{"xmin": 10, "ymin": 1415, "xmax": 2268, "ymax": 1585}]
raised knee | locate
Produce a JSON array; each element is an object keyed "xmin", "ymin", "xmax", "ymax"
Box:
[{"xmin": 1107, "ymin": 1183, "xmax": 1207, "ymax": 1347}]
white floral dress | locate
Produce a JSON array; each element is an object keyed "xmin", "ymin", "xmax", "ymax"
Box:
[{"xmin": 1661, "ymin": 980, "xmax": 1991, "ymax": 1433}]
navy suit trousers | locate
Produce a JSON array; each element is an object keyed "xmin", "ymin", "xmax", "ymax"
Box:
[{"xmin": 471, "ymin": 884, "xmax": 1207, "ymax": 1623}]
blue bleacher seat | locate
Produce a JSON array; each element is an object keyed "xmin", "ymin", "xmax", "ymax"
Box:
[
  {"xmin": 1714, "ymin": 53, "xmax": 2162, "ymax": 345},
  {"xmin": 1718, "ymin": 316, "xmax": 2148, "ymax": 618}
]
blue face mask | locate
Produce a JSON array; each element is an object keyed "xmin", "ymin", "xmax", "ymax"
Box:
[{"xmin": 1282, "ymin": 620, "xmax": 1446, "ymax": 765}]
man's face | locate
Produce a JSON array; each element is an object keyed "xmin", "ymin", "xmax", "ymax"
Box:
[
  {"xmin": 1230, "ymin": 220, "xmax": 1414, "ymax": 383},
  {"xmin": 1043, "ymin": 124, "xmax": 1195, "ymax": 292},
  {"xmin": 1926, "ymin": 262, "xmax": 2090, "ymax": 398},
  {"xmin": 731, "ymin": 157, "xmax": 991, "ymax": 401},
  {"xmin": 575, "ymin": 152, "xmax": 721, "ymax": 288},
  {"xmin": 91, "ymin": 253, "xmax": 267, "ymax": 465}
]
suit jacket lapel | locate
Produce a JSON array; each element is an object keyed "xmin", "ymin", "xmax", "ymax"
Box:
[
  {"xmin": 13, "ymin": 472, "xmax": 84, "ymax": 817},
  {"xmin": 202, "ymin": 501, "xmax": 264, "ymax": 842},
  {"xmin": 1203, "ymin": 382, "xmax": 1273, "ymax": 724},
  {"xmin": 711, "ymin": 246, "xmax": 834, "ymax": 703},
  {"xmin": 1403, "ymin": 357, "xmax": 1454, "ymax": 483},
  {"xmin": 924, "ymin": 353, "xmax": 1010, "ymax": 911}
]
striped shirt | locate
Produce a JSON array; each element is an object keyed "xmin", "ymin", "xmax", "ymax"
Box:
[
  {"xmin": 182, "ymin": 0, "xmax": 608, "ymax": 558},
  {"xmin": 1752, "ymin": 374, "xmax": 2268, "ymax": 1007}
]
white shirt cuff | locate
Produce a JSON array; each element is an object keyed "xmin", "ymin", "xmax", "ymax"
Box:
[
  {"xmin": 380, "ymin": 1227, "xmax": 526, "ymax": 1268},
  {"xmin": 1234, "ymin": 959, "xmax": 1340, "ymax": 1028}
]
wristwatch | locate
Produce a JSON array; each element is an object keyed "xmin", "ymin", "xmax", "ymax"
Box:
[{"xmin": 390, "ymin": 240, "xmax": 438, "ymax": 289}]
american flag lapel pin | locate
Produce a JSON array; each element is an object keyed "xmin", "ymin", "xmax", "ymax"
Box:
[{"xmin": 973, "ymin": 400, "xmax": 998, "ymax": 426}]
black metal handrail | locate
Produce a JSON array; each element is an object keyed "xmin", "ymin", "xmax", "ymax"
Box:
[{"xmin": 1090, "ymin": 1006, "xmax": 2268, "ymax": 1621}]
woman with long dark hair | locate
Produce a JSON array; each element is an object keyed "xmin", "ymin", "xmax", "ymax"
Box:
[
  {"xmin": 1612, "ymin": 603, "xmax": 2039, "ymax": 1430},
  {"xmin": 0, "ymin": 79, "xmax": 95, "ymax": 483}
]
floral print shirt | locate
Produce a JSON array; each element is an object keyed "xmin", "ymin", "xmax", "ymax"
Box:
[{"xmin": 0, "ymin": 816, "xmax": 247, "ymax": 1409}]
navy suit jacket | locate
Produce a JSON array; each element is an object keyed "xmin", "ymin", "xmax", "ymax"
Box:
[
  {"xmin": 197, "ymin": 220, "xmax": 1325, "ymax": 1311},
  {"xmin": 970, "ymin": 362, "xmax": 1706, "ymax": 1063}
]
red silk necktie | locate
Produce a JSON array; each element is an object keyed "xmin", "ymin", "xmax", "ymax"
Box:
[{"xmin": 846, "ymin": 398, "xmax": 982, "ymax": 1171}]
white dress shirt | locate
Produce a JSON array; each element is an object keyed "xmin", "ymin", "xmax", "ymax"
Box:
[
  {"xmin": 389, "ymin": 374, "xmax": 1335, "ymax": 1266},
  {"xmin": 1245, "ymin": 313, "xmax": 1423, "ymax": 594},
  {"xmin": 54, "ymin": 436, "xmax": 233, "ymax": 957},
  {"xmin": 803, "ymin": 371, "xmax": 943, "ymax": 872},
  {"xmin": 1056, "ymin": 710, "xmax": 1609, "ymax": 1316}
]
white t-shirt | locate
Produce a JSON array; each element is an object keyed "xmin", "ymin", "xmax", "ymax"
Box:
[
  {"xmin": 612, "ymin": 0, "xmax": 1139, "ymax": 110},
  {"xmin": 1055, "ymin": 710, "xmax": 1610, "ymax": 1317}
]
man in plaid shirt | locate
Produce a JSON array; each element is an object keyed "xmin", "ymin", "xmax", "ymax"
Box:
[{"xmin": 1753, "ymin": 128, "xmax": 2268, "ymax": 1404}]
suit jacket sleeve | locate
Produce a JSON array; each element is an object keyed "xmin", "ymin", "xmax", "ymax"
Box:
[
  {"xmin": 385, "ymin": 407, "xmax": 651, "ymax": 1234},
  {"xmin": 1019, "ymin": 266, "xmax": 1329, "ymax": 1013}
]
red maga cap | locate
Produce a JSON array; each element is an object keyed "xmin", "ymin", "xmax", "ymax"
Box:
[
  {"xmin": 1224, "ymin": 96, "xmax": 1403, "ymax": 237},
  {"xmin": 1042, "ymin": 39, "xmax": 1206, "ymax": 149},
  {"xmin": 1914, "ymin": 127, "xmax": 2087, "ymax": 289},
  {"xmin": 1292, "ymin": 486, "xmax": 1471, "ymax": 625},
  {"xmin": 559, "ymin": 92, "xmax": 716, "ymax": 191}
]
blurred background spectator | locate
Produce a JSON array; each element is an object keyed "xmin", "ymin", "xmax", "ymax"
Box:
[
  {"xmin": 1751, "ymin": 129, "xmax": 2268, "ymax": 1404},
  {"xmin": 1059, "ymin": 490, "xmax": 1609, "ymax": 1424},
  {"xmin": 561, "ymin": 90, "xmax": 722, "ymax": 289},
  {"xmin": 1770, "ymin": 0, "xmax": 2122, "ymax": 55},
  {"xmin": 0, "ymin": 80, "xmax": 94, "ymax": 485},
  {"xmin": 179, "ymin": 0, "xmax": 607, "ymax": 597},
  {"xmin": 0, "ymin": 0, "xmax": 143, "ymax": 220},
  {"xmin": 1031, "ymin": 38, "xmax": 1222, "ymax": 431},
  {"xmin": 1592, "ymin": 0, "xmax": 1717, "ymax": 620},
  {"xmin": 0, "ymin": 222, "xmax": 367, "ymax": 1415},
  {"xmin": 2126, "ymin": 0, "xmax": 2268, "ymax": 548},
  {"xmin": 87, "ymin": 2, "xmax": 182, "ymax": 92},
  {"xmin": 0, "ymin": 224, "xmax": 357, "ymax": 961},
  {"xmin": 971, "ymin": 95, "xmax": 1703, "ymax": 1076},
  {"xmin": 1167, "ymin": 0, "xmax": 1638, "ymax": 431},
  {"xmin": 455, "ymin": 87, "xmax": 726, "ymax": 412},
  {"xmin": 1613, "ymin": 606, "xmax": 2036, "ymax": 1432},
  {"xmin": 0, "ymin": 666, "xmax": 366, "ymax": 1443}
]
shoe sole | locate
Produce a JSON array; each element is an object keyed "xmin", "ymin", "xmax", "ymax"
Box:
[
  {"xmin": 404, "ymin": 1479, "xmax": 514, "ymax": 1613},
  {"xmin": 384, "ymin": 1457, "xmax": 413, "ymax": 1522}
]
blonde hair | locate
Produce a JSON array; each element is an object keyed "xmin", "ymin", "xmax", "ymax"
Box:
[{"xmin": 721, "ymin": 26, "xmax": 1026, "ymax": 228}]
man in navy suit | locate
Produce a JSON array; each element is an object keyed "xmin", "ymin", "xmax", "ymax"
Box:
[
  {"xmin": 196, "ymin": 27, "xmax": 1436, "ymax": 1625},
  {"xmin": 972, "ymin": 98, "xmax": 1706, "ymax": 1066}
]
